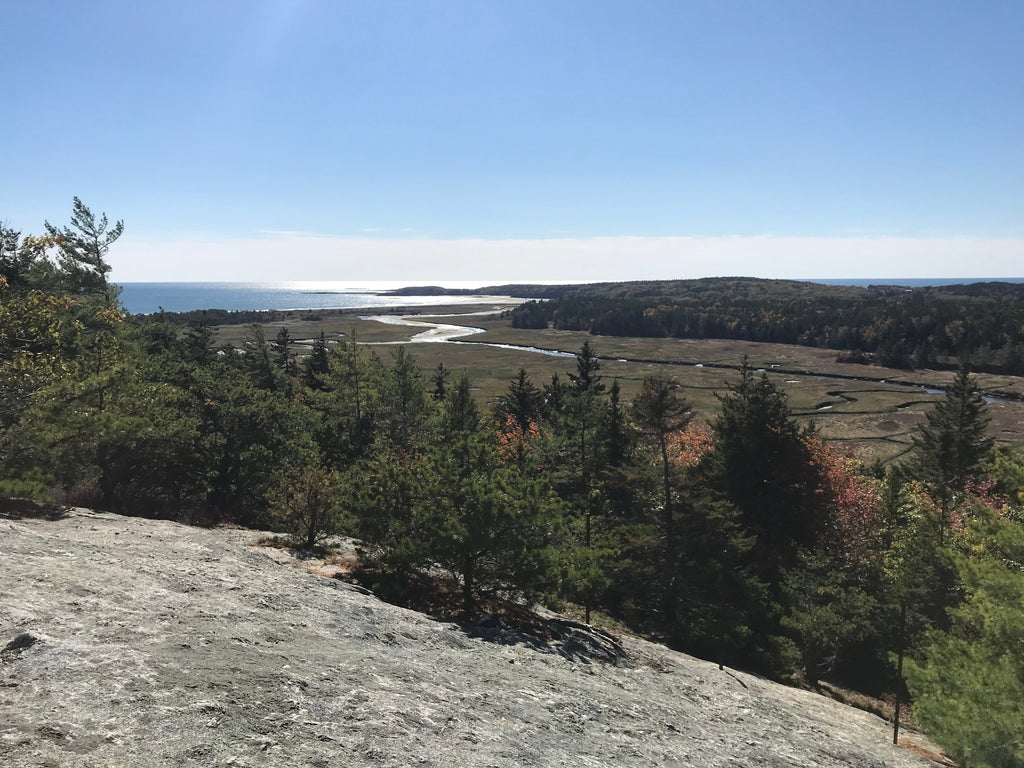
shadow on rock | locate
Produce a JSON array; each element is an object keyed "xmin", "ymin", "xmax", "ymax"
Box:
[
  {"xmin": 457, "ymin": 612, "xmax": 634, "ymax": 667},
  {"xmin": 0, "ymin": 497, "xmax": 69, "ymax": 521},
  {"xmin": 343, "ymin": 564, "xmax": 633, "ymax": 666}
]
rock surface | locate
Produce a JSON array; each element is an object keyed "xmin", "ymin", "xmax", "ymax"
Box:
[{"xmin": 1, "ymin": 510, "xmax": 939, "ymax": 767}]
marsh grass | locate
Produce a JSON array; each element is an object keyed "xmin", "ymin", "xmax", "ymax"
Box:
[{"xmin": 214, "ymin": 305, "xmax": 1024, "ymax": 462}]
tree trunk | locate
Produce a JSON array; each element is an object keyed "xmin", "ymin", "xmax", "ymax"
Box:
[
  {"xmin": 661, "ymin": 434, "xmax": 673, "ymax": 556},
  {"xmin": 584, "ymin": 502, "xmax": 592, "ymax": 625},
  {"xmin": 581, "ymin": 416, "xmax": 592, "ymax": 625},
  {"xmin": 893, "ymin": 601, "xmax": 906, "ymax": 746},
  {"xmin": 462, "ymin": 556, "xmax": 475, "ymax": 615},
  {"xmin": 305, "ymin": 511, "xmax": 317, "ymax": 550},
  {"xmin": 660, "ymin": 433, "xmax": 675, "ymax": 625}
]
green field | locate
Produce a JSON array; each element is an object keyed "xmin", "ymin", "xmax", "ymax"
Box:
[{"xmin": 216, "ymin": 303, "xmax": 1024, "ymax": 465}]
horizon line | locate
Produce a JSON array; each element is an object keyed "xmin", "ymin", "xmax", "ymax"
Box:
[{"xmin": 108, "ymin": 233, "xmax": 1024, "ymax": 283}]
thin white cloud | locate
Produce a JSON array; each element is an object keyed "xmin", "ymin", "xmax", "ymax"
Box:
[
  {"xmin": 108, "ymin": 234, "xmax": 1024, "ymax": 283},
  {"xmin": 254, "ymin": 229, "xmax": 321, "ymax": 237}
]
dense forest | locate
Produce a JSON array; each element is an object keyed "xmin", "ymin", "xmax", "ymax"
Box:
[
  {"xmin": 506, "ymin": 278, "xmax": 1024, "ymax": 374},
  {"xmin": 4, "ymin": 204, "xmax": 1024, "ymax": 766}
]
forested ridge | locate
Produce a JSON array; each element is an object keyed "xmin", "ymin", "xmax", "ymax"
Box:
[
  {"xmin": 507, "ymin": 277, "xmax": 1024, "ymax": 375},
  {"xmin": 4, "ymin": 205, "xmax": 1024, "ymax": 766}
]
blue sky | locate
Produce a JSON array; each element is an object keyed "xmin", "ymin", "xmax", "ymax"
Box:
[{"xmin": 3, "ymin": 1, "xmax": 1023, "ymax": 281}]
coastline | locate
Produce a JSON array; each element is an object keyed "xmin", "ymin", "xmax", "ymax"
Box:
[{"xmin": 118, "ymin": 284, "xmax": 524, "ymax": 316}]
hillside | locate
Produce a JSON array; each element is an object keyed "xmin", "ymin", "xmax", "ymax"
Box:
[
  {"xmin": 497, "ymin": 278, "xmax": 1024, "ymax": 375},
  {"xmin": 1, "ymin": 510, "xmax": 943, "ymax": 767}
]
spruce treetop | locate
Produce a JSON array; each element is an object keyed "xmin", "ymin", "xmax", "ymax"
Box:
[{"xmin": 911, "ymin": 364, "xmax": 993, "ymax": 499}]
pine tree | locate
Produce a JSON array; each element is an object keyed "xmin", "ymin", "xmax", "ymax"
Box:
[
  {"xmin": 44, "ymin": 198, "xmax": 123, "ymax": 296},
  {"xmin": 910, "ymin": 364, "xmax": 993, "ymax": 539},
  {"xmin": 431, "ymin": 362, "xmax": 449, "ymax": 401},
  {"xmin": 632, "ymin": 373, "xmax": 692, "ymax": 617},
  {"xmin": 905, "ymin": 507, "xmax": 1024, "ymax": 767},
  {"xmin": 872, "ymin": 474, "xmax": 948, "ymax": 745},
  {"xmin": 567, "ymin": 339, "xmax": 604, "ymax": 395},
  {"xmin": 243, "ymin": 324, "xmax": 278, "ymax": 390},
  {"xmin": 564, "ymin": 342, "xmax": 608, "ymax": 623},
  {"xmin": 542, "ymin": 373, "xmax": 567, "ymax": 420},
  {"xmin": 357, "ymin": 416, "xmax": 561, "ymax": 615},
  {"xmin": 708, "ymin": 361, "xmax": 818, "ymax": 576},
  {"xmin": 0, "ymin": 224, "xmax": 31, "ymax": 290},
  {"xmin": 318, "ymin": 330, "xmax": 381, "ymax": 463},
  {"xmin": 269, "ymin": 466, "xmax": 347, "ymax": 549},
  {"xmin": 601, "ymin": 380, "xmax": 632, "ymax": 468},
  {"xmin": 302, "ymin": 331, "xmax": 330, "ymax": 390},
  {"xmin": 272, "ymin": 326, "xmax": 297, "ymax": 376},
  {"xmin": 384, "ymin": 346, "xmax": 429, "ymax": 452},
  {"xmin": 498, "ymin": 368, "xmax": 542, "ymax": 434},
  {"xmin": 442, "ymin": 371, "xmax": 480, "ymax": 437},
  {"xmin": 423, "ymin": 431, "xmax": 560, "ymax": 614},
  {"xmin": 182, "ymin": 317, "xmax": 215, "ymax": 366}
]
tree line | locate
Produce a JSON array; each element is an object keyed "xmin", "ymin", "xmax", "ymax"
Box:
[
  {"xmin": 4, "ymin": 205, "xmax": 1024, "ymax": 766},
  {"xmin": 509, "ymin": 277, "xmax": 1024, "ymax": 374}
]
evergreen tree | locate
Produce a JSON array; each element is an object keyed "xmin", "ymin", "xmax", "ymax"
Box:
[
  {"xmin": 356, "ymin": 413, "xmax": 561, "ymax": 615},
  {"xmin": 707, "ymin": 361, "xmax": 818, "ymax": 577},
  {"xmin": 601, "ymin": 380, "xmax": 632, "ymax": 469},
  {"xmin": 0, "ymin": 224, "xmax": 33, "ymax": 290},
  {"xmin": 421, "ymin": 429, "xmax": 560, "ymax": 614},
  {"xmin": 632, "ymin": 373, "xmax": 692, "ymax": 620},
  {"xmin": 905, "ymin": 507, "xmax": 1024, "ymax": 767},
  {"xmin": 271, "ymin": 326, "xmax": 298, "ymax": 377},
  {"xmin": 559, "ymin": 343, "xmax": 610, "ymax": 623},
  {"xmin": 302, "ymin": 331, "xmax": 330, "ymax": 390},
  {"xmin": 6, "ymin": 363, "xmax": 204, "ymax": 515},
  {"xmin": 495, "ymin": 369, "xmax": 545, "ymax": 477},
  {"xmin": 383, "ymin": 346, "xmax": 429, "ymax": 452},
  {"xmin": 44, "ymin": 197, "xmax": 122, "ymax": 296},
  {"xmin": 567, "ymin": 339, "xmax": 604, "ymax": 395},
  {"xmin": 193, "ymin": 368, "xmax": 317, "ymax": 522},
  {"xmin": 672, "ymin": 487, "xmax": 761, "ymax": 669},
  {"xmin": 871, "ymin": 474, "xmax": 949, "ymax": 744},
  {"xmin": 352, "ymin": 444, "xmax": 430, "ymax": 584},
  {"xmin": 595, "ymin": 379, "xmax": 640, "ymax": 529},
  {"xmin": 269, "ymin": 466, "xmax": 348, "ymax": 549},
  {"xmin": 910, "ymin": 364, "xmax": 994, "ymax": 528},
  {"xmin": 442, "ymin": 371, "xmax": 480, "ymax": 437},
  {"xmin": 314, "ymin": 331, "xmax": 382, "ymax": 465},
  {"xmin": 181, "ymin": 317, "xmax": 216, "ymax": 366},
  {"xmin": 541, "ymin": 373, "xmax": 567, "ymax": 420},
  {"xmin": 243, "ymin": 324, "xmax": 279, "ymax": 390},
  {"xmin": 781, "ymin": 552, "xmax": 877, "ymax": 686},
  {"xmin": 431, "ymin": 362, "xmax": 449, "ymax": 401},
  {"xmin": 498, "ymin": 367, "xmax": 542, "ymax": 434}
]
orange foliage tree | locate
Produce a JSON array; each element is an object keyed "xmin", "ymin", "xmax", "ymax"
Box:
[
  {"xmin": 496, "ymin": 413, "xmax": 543, "ymax": 473},
  {"xmin": 665, "ymin": 423, "xmax": 714, "ymax": 479},
  {"xmin": 803, "ymin": 435, "xmax": 881, "ymax": 567}
]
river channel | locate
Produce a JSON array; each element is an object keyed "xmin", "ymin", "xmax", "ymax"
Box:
[{"xmin": 362, "ymin": 312, "xmax": 577, "ymax": 358}]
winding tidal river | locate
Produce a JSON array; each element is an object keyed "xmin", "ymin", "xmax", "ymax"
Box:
[{"xmin": 362, "ymin": 311, "xmax": 578, "ymax": 358}]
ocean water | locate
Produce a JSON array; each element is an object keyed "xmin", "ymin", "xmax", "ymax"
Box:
[
  {"xmin": 116, "ymin": 282, "xmax": 511, "ymax": 315},
  {"xmin": 806, "ymin": 278, "xmax": 1024, "ymax": 288},
  {"xmin": 117, "ymin": 278, "xmax": 1024, "ymax": 315}
]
